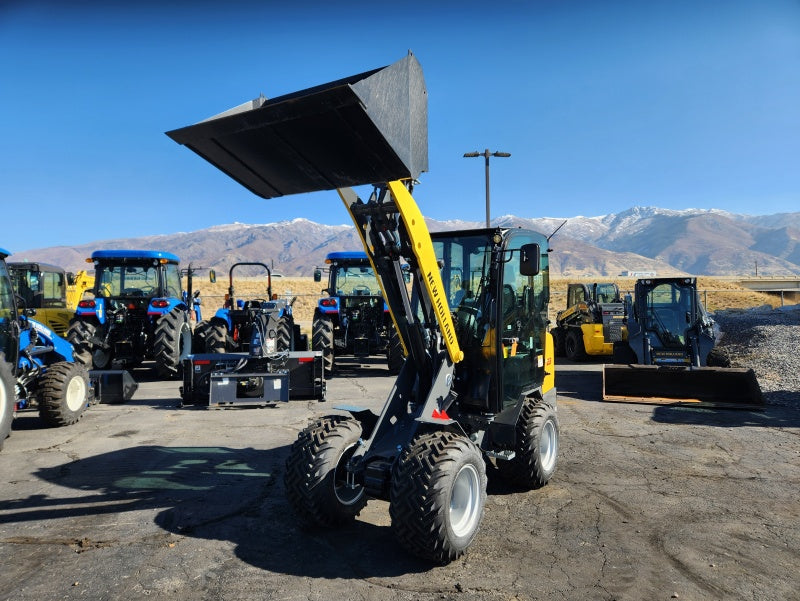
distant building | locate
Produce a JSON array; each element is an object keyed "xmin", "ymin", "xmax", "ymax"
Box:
[{"xmin": 620, "ymin": 270, "xmax": 657, "ymax": 278}]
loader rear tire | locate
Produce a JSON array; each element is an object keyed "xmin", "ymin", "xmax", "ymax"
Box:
[
  {"xmin": 37, "ymin": 361, "xmax": 89, "ymax": 427},
  {"xmin": 66, "ymin": 319, "xmax": 98, "ymax": 367},
  {"xmin": 565, "ymin": 328, "xmax": 586, "ymax": 361},
  {"xmin": 205, "ymin": 319, "xmax": 228, "ymax": 354},
  {"xmin": 284, "ymin": 415, "xmax": 366, "ymax": 527},
  {"xmin": 386, "ymin": 329, "xmax": 404, "ymax": 375},
  {"xmin": 312, "ymin": 316, "xmax": 334, "ymax": 378},
  {"xmin": 153, "ymin": 310, "xmax": 192, "ymax": 379},
  {"xmin": 0, "ymin": 355, "xmax": 15, "ymax": 450},
  {"xmin": 496, "ymin": 397, "xmax": 559, "ymax": 489},
  {"xmin": 390, "ymin": 431, "xmax": 487, "ymax": 564}
]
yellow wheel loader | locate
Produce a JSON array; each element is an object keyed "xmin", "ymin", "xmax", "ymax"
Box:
[
  {"xmin": 603, "ymin": 277, "xmax": 762, "ymax": 408},
  {"xmin": 551, "ymin": 282, "xmax": 624, "ymax": 360},
  {"xmin": 168, "ymin": 52, "xmax": 559, "ymax": 564},
  {"xmin": 7, "ymin": 263, "xmax": 93, "ymax": 337}
]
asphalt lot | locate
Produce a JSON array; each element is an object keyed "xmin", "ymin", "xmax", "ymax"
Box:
[{"xmin": 1, "ymin": 358, "xmax": 798, "ymax": 601}]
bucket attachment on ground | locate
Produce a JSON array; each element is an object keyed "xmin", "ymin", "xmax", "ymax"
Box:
[
  {"xmin": 166, "ymin": 53, "xmax": 427, "ymax": 198},
  {"xmin": 90, "ymin": 370, "xmax": 138, "ymax": 404},
  {"xmin": 602, "ymin": 364, "xmax": 763, "ymax": 409}
]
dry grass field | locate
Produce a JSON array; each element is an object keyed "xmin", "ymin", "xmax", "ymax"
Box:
[{"xmin": 191, "ymin": 275, "xmax": 791, "ymax": 336}]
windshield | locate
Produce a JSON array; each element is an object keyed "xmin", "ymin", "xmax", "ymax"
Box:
[
  {"xmin": 10, "ymin": 267, "xmax": 66, "ymax": 309},
  {"xmin": 432, "ymin": 234, "xmax": 492, "ymax": 310},
  {"xmin": 96, "ymin": 263, "xmax": 160, "ymax": 297},
  {"xmin": 331, "ymin": 264, "xmax": 381, "ymax": 296},
  {"xmin": 644, "ymin": 282, "xmax": 695, "ymax": 346}
]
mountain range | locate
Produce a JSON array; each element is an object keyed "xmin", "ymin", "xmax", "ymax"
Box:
[{"xmin": 9, "ymin": 207, "xmax": 800, "ymax": 277}]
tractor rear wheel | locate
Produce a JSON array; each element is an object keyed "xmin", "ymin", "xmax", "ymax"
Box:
[
  {"xmin": 66, "ymin": 319, "xmax": 99, "ymax": 367},
  {"xmin": 390, "ymin": 431, "xmax": 487, "ymax": 564},
  {"xmin": 0, "ymin": 355, "xmax": 15, "ymax": 450},
  {"xmin": 276, "ymin": 316, "xmax": 293, "ymax": 351},
  {"xmin": 37, "ymin": 361, "xmax": 89, "ymax": 427},
  {"xmin": 496, "ymin": 397, "xmax": 559, "ymax": 489},
  {"xmin": 205, "ymin": 319, "xmax": 228, "ymax": 353},
  {"xmin": 565, "ymin": 328, "xmax": 587, "ymax": 361},
  {"xmin": 153, "ymin": 310, "xmax": 193, "ymax": 379},
  {"xmin": 284, "ymin": 415, "xmax": 366, "ymax": 526},
  {"xmin": 386, "ymin": 329, "xmax": 404, "ymax": 375},
  {"xmin": 192, "ymin": 320, "xmax": 211, "ymax": 354},
  {"xmin": 312, "ymin": 316, "xmax": 334, "ymax": 378}
]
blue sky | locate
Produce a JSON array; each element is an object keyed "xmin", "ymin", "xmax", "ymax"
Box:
[{"xmin": 2, "ymin": 0, "xmax": 798, "ymax": 253}]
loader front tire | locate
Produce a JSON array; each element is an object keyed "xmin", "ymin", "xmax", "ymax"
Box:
[
  {"xmin": 0, "ymin": 355, "xmax": 15, "ymax": 450},
  {"xmin": 390, "ymin": 431, "xmax": 487, "ymax": 564},
  {"xmin": 496, "ymin": 397, "xmax": 559, "ymax": 489},
  {"xmin": 551, "ymin": 327, "xmax": 566, "ymax": 357},
  {"xmin": 565, "ymin": 328, "xmax": 586, "ymax": 361},
  {"xmin": 284, "ymin": 415, "xmax": 366, "ymax": 527},
  {"xmin": 153, "ymin": 310, "xmax": 192, "ymax": 379},
  {"xmin": 312, "ymin": 316, "xmax": 334, "ymax": 378},
  {"xmin": 37, "ymin": 361, "xmax": 89, "ymax": 427}
]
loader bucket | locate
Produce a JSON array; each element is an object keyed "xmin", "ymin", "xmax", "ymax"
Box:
[
  {"xmin": 602, "ymin": 364, "xmax": 763, "ymax": 409},
  {"xmin": 166, "ymin": 53, "xmax": 427, "ymax": 198}
]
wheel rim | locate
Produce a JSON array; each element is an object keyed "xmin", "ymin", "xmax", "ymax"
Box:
[
  {"xmin": 539, "ymin": 418, "xmax": 558, "ymax": 473},
  {"xmin": 65, "ymin": 376, "xmax": 87, "ymax": 412},
  {"xmin": 333, "ymin": 444, "xmax": 364, "ymax": 506},
  {"xmin": 450, "ymin": 463, "xmax": 481, "ymax": 538},
  {"xmin": 93, "ymin": 348, "xmax": 112, "ymax": 369}
]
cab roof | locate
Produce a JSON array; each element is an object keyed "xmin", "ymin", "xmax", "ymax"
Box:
[
  {"xmin": 326, "ymin": 251, "xmax": 369, "ymax": 263},
  {"xmin": 91, "ymin": 250, "xmax": 180, "ymax": 264}
]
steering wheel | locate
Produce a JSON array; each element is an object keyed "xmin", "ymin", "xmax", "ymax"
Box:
[{"xmin": 247, "ymin": 298, "xmax": 269, "ymax": 309}]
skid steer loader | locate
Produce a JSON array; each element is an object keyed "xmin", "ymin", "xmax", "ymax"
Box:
[
  {"xmin": 168, "ymin": 52, "xmax": 559, "ymax": 564},
  {"xmin": 603, "ymin": 277, "xmax": 762, "ymax": 408}
]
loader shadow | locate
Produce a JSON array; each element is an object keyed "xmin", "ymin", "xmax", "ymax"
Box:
[{"xmin": 19, "ymin": 444, "xmax": 427, "ymax": 577}]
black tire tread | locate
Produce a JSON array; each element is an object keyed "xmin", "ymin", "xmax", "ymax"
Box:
[{"xmin": 37, "ymin": 361, "xmax": 89, "ymax": 427}]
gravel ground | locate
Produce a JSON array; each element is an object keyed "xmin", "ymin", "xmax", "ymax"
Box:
[{"xmin": 712, "ymin": 303, "xmax": 800, "ymax": 406}]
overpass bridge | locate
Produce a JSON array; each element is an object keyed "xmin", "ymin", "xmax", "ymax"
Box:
[{"xmin": 738, "ymin": 277, "xmax": 800, "ymax": 305}]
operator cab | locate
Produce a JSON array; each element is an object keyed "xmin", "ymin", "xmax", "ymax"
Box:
[{"xmin": 431, "ymin": 228, "xmax": 549, "ymax": 415}]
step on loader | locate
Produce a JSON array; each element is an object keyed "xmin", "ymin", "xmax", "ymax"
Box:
[
  {"xmin": 168, "ymin": 52, "xmax": 559, "ymax": 564},
  {"xmin": 604, "ymin": 277, "xmax": 762, "ymax": 408}
]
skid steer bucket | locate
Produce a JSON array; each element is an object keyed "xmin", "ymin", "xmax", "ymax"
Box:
[
  {"xmin": 166, "ymin": 53, "xmax": 427, "ymax": 198},
  {"xmin": 602, "ymin": 364, "xmax": 763, "ymax": 409}
]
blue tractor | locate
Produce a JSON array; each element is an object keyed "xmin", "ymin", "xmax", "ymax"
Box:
[
  {"xmin": 1, "ymin": 248, "xmax": 91, "ymax": 448},
  {"xmin": 67, "ymin": 250, "xmax": 195, "ymax": 379},
  {"xmin": 196, "ymin": 262, "xmax": 305, "ymax": 354},
  {"xmin": 312, "ymin": 251, "xmax": 399, "ymax": 377}
]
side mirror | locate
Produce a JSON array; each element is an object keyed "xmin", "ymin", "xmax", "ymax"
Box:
[
  {"xmin": 209, "ymin": 269, "xmax": 217, "ymax": 283},
  {"xmin": 313, "ymin": 268, "xmax": 322, "ymax": 283},
  {"xmin": 519, "ymin": 243, "xmax": 541, "ymax": 276}
]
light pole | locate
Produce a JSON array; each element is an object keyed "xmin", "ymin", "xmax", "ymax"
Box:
[{"xmin": 463, "ymin": 149, "xmax": 511, "ymax": 227}]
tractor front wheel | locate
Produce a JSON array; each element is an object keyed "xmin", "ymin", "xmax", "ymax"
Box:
[
  {"xmin": 390, "ymin": 431, "xmax": 487, "ymax": 564},
  {"xmin": 312, "ymin": 316, "xmax": 334, "ymax": 378},
  {"xmin": 284, "ymin": 415, "xmax": 366, "ymax": 526},
  {"xmin": 496, "ymin": 397, "xmax": 559, "ymax": 489},
  {"xmin": 154, "ymin": 310, "xmax": 193, "ymax": 379},
  {"xmin": 37, "ymin": 361, "xmax": 90, "ymax": 427},
  {"xmin": 0, "ymin": 355, "xmax": 15, "ymax": 450}
]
